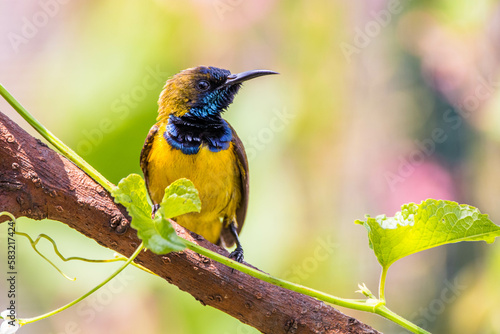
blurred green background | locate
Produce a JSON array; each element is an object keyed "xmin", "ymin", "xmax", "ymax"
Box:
[{"xmin": 1, "ymin": 0, "xmax": 500, "ymax": 333}]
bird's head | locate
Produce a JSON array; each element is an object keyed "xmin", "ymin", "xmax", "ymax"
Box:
[{"xmin": 157, "ymin": 66, "xmax": 277, "ymax": 120}]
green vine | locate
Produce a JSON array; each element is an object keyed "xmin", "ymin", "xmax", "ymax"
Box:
[
  {"xmin": 17, "ymin": 243, "xmax": 145, "ymax": 326},
  {"xmin": 16, "ymin": 232, "xmax": 156, "ymax": 279}
]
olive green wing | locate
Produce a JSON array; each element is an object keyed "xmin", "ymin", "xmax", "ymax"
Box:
[
  {"xmin": 219, "ymin": 124, "xmax": 249, "ymax": 247},
  {"xmin": 232, "ymin": 129, "xmax": 249, "ymax": 235},
  {"xmin": 140, "ymin": 124, "xmax": 159, "ymax": 201},
  {"xmin": 231, "ymin": 128, "xmax": 249, "ymax": 234}
]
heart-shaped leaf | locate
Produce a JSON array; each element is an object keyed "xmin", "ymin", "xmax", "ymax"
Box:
[{"xmin": 356, "ymin": 199, "xmax": 500, "ymax": 268}]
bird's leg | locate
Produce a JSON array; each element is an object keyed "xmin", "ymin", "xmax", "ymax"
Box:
[
  {"xmin": 151, "ymin": 204, "xmax": 160, "ymax": 219},
  {"xmin": 228, "ymin": 221, "xmax": 244, "ymax": 263}
]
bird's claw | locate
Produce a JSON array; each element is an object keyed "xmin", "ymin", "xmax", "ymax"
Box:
[{"xmin": 229, "ymin": 247, "xmax": 244, "ymax": 263}]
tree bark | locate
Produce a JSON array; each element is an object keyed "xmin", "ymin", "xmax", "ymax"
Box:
[{"xmin": 0, "ymin": 111, "xmax": 380, "ymax": 334}]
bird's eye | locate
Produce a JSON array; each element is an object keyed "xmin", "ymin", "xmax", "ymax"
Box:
[{"xmin": 196, "ymin": 80, "xmax": 210, "ymax": 92}]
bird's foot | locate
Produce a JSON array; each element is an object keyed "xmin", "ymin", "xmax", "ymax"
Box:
[
  {"xmin": 229, "ymin": 246, "xmax": 244, "ymax": 263},
  {"xmin": 110, "ymin": 215, "xmax": 129, "ymax": 234}
]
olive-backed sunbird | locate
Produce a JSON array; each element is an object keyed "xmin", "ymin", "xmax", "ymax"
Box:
[{"xmin": 140, "ymin": 66, "xmax": 277, "ymax": 262}]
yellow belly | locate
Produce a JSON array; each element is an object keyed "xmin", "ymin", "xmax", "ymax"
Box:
[{"xmin": 146, "ymin": 124, "xmax": 241, "ymax": 243}]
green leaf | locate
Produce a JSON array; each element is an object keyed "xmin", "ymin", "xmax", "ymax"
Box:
[
  {"xmin": 356, "ymin": 199, "xmax": 500, "ymax": 268},
  {"xmin": 111, "ymin": 174, "xmax": 151, "ymax": 224},
  {"xmin": 157, "ymin": 178, "xmax": 201, "ymax": 220},
  {"xmin": 111, "ymin": 174, "xmax": 201, "ymax": 254}
]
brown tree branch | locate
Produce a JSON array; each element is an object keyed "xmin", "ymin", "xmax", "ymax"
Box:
[{"xmin": 0, "ymin": 111, "xmax": 380, "ymax": 334}]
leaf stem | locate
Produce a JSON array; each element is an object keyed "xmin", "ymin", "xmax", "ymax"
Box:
[
  {"xmin": 0, "ymin": 83, "xmax": 113, "ymax": 192},
  {"xmin": 18, "ymin": 242, "xmax": 145, "ymax": 326},
  {"xmin": 379, "ymin": 266, "xmax": 388, "ymax": 302}
]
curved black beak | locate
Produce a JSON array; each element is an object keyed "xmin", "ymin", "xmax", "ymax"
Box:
[{"xmin": 223, "ymin": 69, "xmax": 279, "ymax": 87}]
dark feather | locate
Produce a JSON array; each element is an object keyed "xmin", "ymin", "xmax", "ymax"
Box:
[
  {"xmin": 140, "ymin": 124, "xmax": 159, "ymax": 200},
  {"xmin": 219, "ymin": 123, "xmax": 249, "ymax": 247}
]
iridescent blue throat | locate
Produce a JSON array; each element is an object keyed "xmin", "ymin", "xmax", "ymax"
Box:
[{"xmin": 164, "ymin": 114, "xmax": 233, "ymax": 155}]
